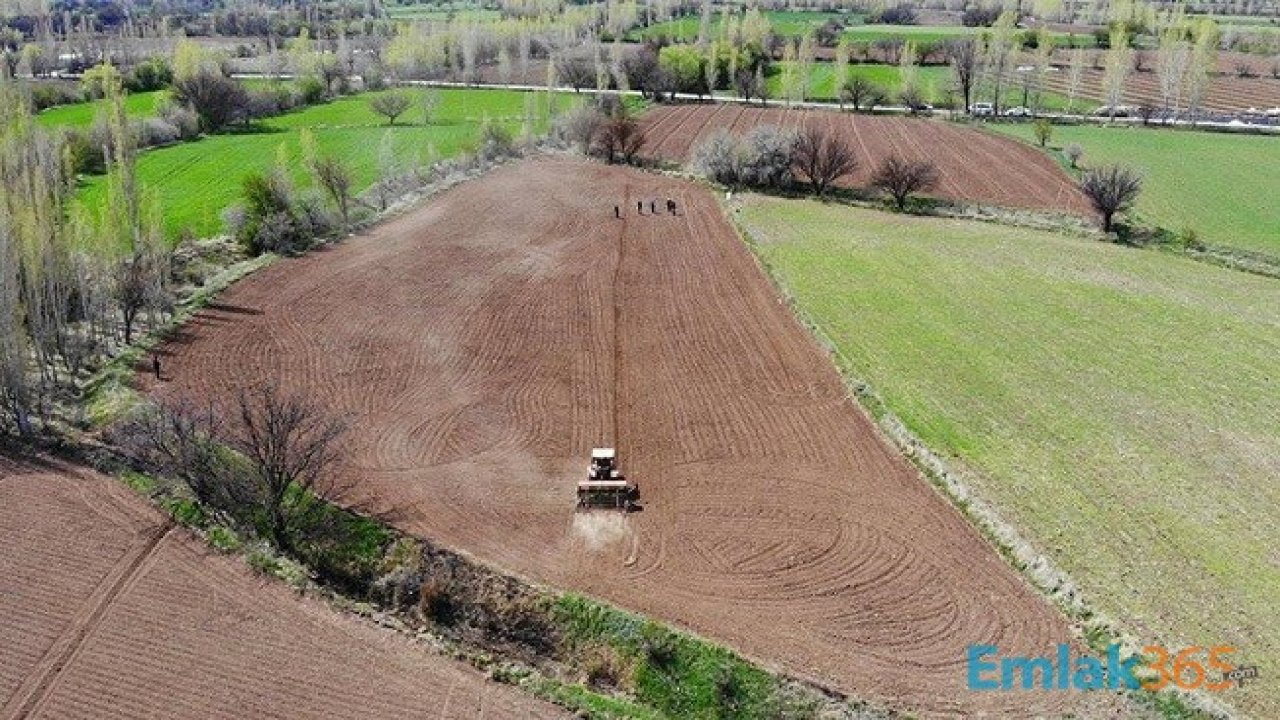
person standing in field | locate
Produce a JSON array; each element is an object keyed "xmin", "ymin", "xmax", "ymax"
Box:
[{"xmin": 151, "ymin": 353, "xmax": 162, "ymax": 381}]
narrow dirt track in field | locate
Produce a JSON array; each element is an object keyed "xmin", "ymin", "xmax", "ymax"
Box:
[
  {"xmin": 0, "ymin": 450, "xmax": 567, "ymax": 720},
  {"xmin": 144, "ymin": 157, "xmax": 1130, "ymax": 717},
  {"xmin": 2, "ymin": 521, "xmax": 174, "ymax": 720},
  {"xmin": 638, "ymin": 104, "xmax": 1093, "ymax": 216}
]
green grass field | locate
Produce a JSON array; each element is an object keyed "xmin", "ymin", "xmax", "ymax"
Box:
[
  {"xmin": 988, "ymin": 122, "xmax": 1280, "ymax": 257},
  {"xmin": 36, "ymin": 90, "xmax": 169, "ymax": 128},
  {"xmin": 739, "ymin": 197, "xmax": 1280, "ymax": 719},
  {"xmin": 842, "ymin": 24, "xmax": 1095, "ymax": 47},
  {"xmin": 631, "ymin": 10, "xmax": 858, "ymax": 41},
  {"xmin": 75, "ymin": 88, "xmax": 572, "ymax": 239}
]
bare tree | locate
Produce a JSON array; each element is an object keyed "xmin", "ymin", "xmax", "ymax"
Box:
[
  {"xmin": 791, "ymin": 123, "xmax": 858, "ymax": 197},
  {"xmin": 555, "ymin": 53, "xmax": 596, "ymax": 93},
  {"xmin": 310, "ymin": 155, "xmax": 355, "ymax": 229},
  {"xmin": 113, "ymin": 251, "xmax": 167, "ymax": 345},
  {"xmin": 595, "ymin": 110, "xmax": 645, "ymax": 165},
  {"xmin": 982, "ymin": 12, "xmax": 1018, "ymax": 115},
  {"xmin": 172, "ymin": 70, "xmax": 248, "ymax": 132},
  {"xmin": 369, "ymin": 90, "xmax": 412, "ymax": 125},
  {"xmin": 118, "ymin": 400, "xmax": 252, "ymax": 520},
  {"xmin": 871, "ymin": 155, "xmax": 939, "ymax": 210},
  {"xmin": 733, "ymin": 66, "xmax": 764, "ymax": 105},
  {"xmin": 1080, "ymin": 165, "xmax": 1143, "ymax": 232},
  {"xmin": 229, "ymin": 385, "xmax": 349, "ymax": 553},
  {"xmin": 420, "ymin": 89, "xmax": 441, "ymax": 124},
  {"xmin": 1102, "ymin": 27, "xmax": 1134, "ymax": 118},
  {"xmin": 559, "ymin": 105, "xmax": 606, "ymax": 155},
  {"xmin": 0, "ymin": 215, "xmax": 32, "ymax": 435},
  {"xmin": 947, "ymin": 38, "xmax": 979, "ymax": 113},
  {"xmin": 1155, "ymin": 26, "xmax": 1190, "ymax": 118}
]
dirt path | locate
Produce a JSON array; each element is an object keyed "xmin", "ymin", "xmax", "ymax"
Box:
[
  {"xmin": 0, "ymin": 450, "xmax": 566, "ymax": 720},
  {"xmin": 144, "ymin": 157, "xmax": 1129, "ymax": 717}
]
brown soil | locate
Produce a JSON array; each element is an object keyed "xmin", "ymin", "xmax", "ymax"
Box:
[
  {"xmin": 1040, "ymin": 62, "xmax": 1280, "ymax": 113},
  {"xmin": 637, "ymin": 103, "xmax": 1093, "ymax": 215},
  {"xmin": 143, "ymin": 157, "xmax": 1132, "ymax": 717},
  {"xmin": 0, "ymin": 449, "xmax": 566, "ymax": 720}
]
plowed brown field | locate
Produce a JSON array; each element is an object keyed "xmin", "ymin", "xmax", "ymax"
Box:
[
  {"xmin": 1040, "ymin": 65, "xmax": 1280, "ymax": 114},
  {"xmin": 637, "ymin": 104, "xmax": 1092, "ymax": 215},
  {"xmin": 0, "ymin": 449, "xmax": 565, "ymax": 720},
  {"xmin": 144, "ymin": 158, "xmax": 1130, "ymax": 717}
]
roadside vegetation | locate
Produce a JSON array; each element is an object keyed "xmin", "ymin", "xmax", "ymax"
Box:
[{"xmin": 738, "ymin": 196, "xmax": 1280, "ymax": 720}]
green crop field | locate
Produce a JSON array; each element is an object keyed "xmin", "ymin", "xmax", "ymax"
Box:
[
  {"xmin": 630, "ymin": 10, "xmax": 859, "ymax": 41},
  {"xmin": 988, "ymin": 122, "xmax": 1280, "ymax": 257},
  {"xmin": 840, "ymin": 24, "xmax": 1096, "ymax": 47},
  {"xmin": 385, "ymin": 5, "xmax": 501, "ymax": 22},
  {"xmin": 37, "ymin": 90, "xmax": 169, "ymax": 128},
  {"xmin": 761, "ymin": 61, "xmax": 1093, "ymax": 111},
  {"xmin": 739, "ymin": 196, "xmax": 1280, "ymax": 719},
  {"xmin": 764, "ymin": 62, "xmax": 948, "ymax": 103},
  {"xmin": 75, "ymin": 87, "xmax": 574, "ymax": 239}
]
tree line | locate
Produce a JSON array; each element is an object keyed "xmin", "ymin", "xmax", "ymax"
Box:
[{"xmin": 0, "ymin": 72, "xmax": 170, "ymax": 436}]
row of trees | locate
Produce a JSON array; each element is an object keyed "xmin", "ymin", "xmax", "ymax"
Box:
[
  {"xmin": 0, "ymin": 72, "xmax": 171, "ymax": 436},
  {"xmin": 692, "ymin": 123, "xmax": 939, "ymax": 207},
  {"xmin": 122, "ymin": 385, "xmax": 354, "ymax": 558},
  {"xmin": 688, "ymin": 118, "xmax": 1143, "ymax": 230}
]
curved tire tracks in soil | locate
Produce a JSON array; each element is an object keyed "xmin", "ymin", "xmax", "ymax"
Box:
[{"xmin": 145, "ymin": 158, "xmax": 1128, "ymax": 717}]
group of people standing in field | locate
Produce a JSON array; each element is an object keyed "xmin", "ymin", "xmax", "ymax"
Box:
[{"xmin": 614, "ymin": 198, "xmax": 678, "ymax": 219}]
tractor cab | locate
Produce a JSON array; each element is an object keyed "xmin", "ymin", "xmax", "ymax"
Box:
[
  {"xmin": 588, "ymin": 447, "xmax": 620, "ymax": 480},
  {"xmin": 577, "ymin": 447, "xmax": 638, "ymax": 510}
]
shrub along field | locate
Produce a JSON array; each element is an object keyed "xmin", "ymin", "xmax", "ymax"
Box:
[
  {"xmin": 75, "ymin": 87, "xmax": 572, "ymax": 239},
  {"xmin": 36, "ymin": 89, "xmax": 168, "ymax": 128},
  {"xmin": 738, "ymin": 197, "xmax": 1280, "ymax": 719},
  {"xmin": 989, "ymin": 122, "xmax": 1280, "ymax": 258}
]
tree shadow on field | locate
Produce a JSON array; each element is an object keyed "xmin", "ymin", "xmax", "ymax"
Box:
[{"xmin": 203, "ymin": 301, "xmax": 264, "ymax": 316}]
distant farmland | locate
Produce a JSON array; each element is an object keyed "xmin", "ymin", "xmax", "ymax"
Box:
[
  {"xmin": 37, "ymin": 90, "xmax": 168, "ymax": 128},
  {"xmin": 763, "ymin": 62, "xmax": 1093, "ymax": 110},
  {"xmin": 989, "ymin": 122, "xmax": 1280, "ymax": 258},
  {"xmin": 740, "ymin": 196, "xmax": 1280, "ymax": 720},
  {"xmin": 630, "ymin": 10, "xmax": 859, "ymax": 41},
  {"xmin": 74, "ymin": 87, "xmax": 572, "ymax": 239}
]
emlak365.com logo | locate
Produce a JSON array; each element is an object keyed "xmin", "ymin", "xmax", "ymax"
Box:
[{"xmin": 967, "ymin": 644, "xmax": 1259, "ymax": 692}]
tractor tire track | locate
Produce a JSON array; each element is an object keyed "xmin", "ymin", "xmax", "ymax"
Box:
[{"xmin": 1, "ymin": 522, "xmax": 174, "ymax": 720}]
